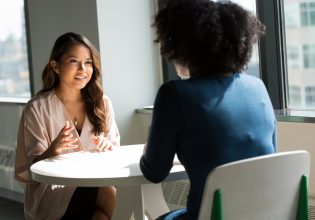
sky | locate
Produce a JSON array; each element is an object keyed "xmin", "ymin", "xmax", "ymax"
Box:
[{"xmin": 0, "ymin": 0, "xmax": 24, "ymax": 41}]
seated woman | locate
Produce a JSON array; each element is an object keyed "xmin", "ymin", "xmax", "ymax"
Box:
[
  {"xmin": 140, "ymin": 0, "xmax": 277, "ymax": 219},
  {"xmin": 15, "ymin": 32, "xmax": 120, "ymax": 220}
]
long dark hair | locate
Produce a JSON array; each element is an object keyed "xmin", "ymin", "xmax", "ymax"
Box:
[{"xmin": 37, "ymin": 32, "xmax": 108, "ymax": 135}]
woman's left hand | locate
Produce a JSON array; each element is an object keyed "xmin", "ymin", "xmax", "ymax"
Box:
[{"xmin": 91, "ymin": 133, "xmax": 114, "ymax": 152}]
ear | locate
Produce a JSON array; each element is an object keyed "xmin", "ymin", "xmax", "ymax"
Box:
[{"xmin": 51, "ymin": 60, "xmax": 59, "ymax": 74}]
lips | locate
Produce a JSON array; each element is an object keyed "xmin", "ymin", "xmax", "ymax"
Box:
[{"xmin": 74, "ymin": 75, "xmax": 87, "ymax": 80}]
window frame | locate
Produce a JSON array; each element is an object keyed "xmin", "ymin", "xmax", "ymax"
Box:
[
  {"xmin": 0, "ymin": 0, "xmax": 34, "ymax": 104},
  {"xmin": 256, "ymin": 0, "xmax": 287, "ymax": 110}
]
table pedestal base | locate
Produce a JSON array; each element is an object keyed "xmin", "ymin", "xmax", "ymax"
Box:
[{"xmin": 112, "ymin": 183, "xmax": 170, "ymax": 220}]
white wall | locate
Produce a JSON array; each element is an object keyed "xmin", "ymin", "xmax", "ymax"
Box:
[
  {"xmin": 0, "ymin": 0, "xmax": 161, "ymax": 200},
  {"xmin": 27, "ymin": 0, "xmax": 100, "ymax": 93},
  {"xmin": 0, "ymin": 0, "xmax": 101, "ymax": 156},
  {"xmin": 27, "ymin": 0, "xmax": 161, "ymax": 145},
  {"xmin": 277, "ymin": 121, "xmax": 315, "ymax": 197},
  {"xmin": 96, "ymin": 0, "xmax": 160, "ymax": 145}
]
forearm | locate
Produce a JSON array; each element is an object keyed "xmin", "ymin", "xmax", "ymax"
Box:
[{"xmin": 33, "ymin": 145, "xmax": 59, "ymax": 164}]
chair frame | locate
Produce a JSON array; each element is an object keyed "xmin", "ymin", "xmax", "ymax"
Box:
[{"xmin": 198, "ymin": 151, "xmax": 310, "ymax": 220}]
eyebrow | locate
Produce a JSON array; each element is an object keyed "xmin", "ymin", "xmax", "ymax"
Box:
[{"xmin": 65, "ymin": 55, "xmax": 92, "ymax": 60}]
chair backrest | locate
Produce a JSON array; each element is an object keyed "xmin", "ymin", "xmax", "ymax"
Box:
[{"xmin": 198, "ymin": 150, "xmax": 310, "ymax": 220}]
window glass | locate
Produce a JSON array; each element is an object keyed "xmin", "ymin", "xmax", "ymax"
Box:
[
  {"xmin": 303, "ymin": 44, "xmax": 315, "ymax": 68},
  {"xmin": 287, "ymin": 46, "xmax": 301, "ymax": 69},
  {"xmin": 305, "ymin": 86, "xmax": 315, "ymax": 106},
  {"xmin": 289, "ymin": 85, "xmax": 302, "ymax": 107},
  {"xmin": 284, "ymin": 0, "xmax": 315, "ymax": 109},
  {"xmin": 300, "ymin": 2, "xmax": 315, "ymax": 26},
  {"xmin": 0, "ymin": 0, "xmax": 31, "ymax": 99}
]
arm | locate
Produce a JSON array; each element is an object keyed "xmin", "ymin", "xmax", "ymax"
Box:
[
  {"xmin": 15, "ymin": 103, "xmax": 77, "ymax": 184},
  {"xmin": 273, "ymin": 119, "xmax": 278, "ymax": 152},
  {"xmin": 33, "ymin": 121, "xmax": 78, "ymax": 163},
  {"xmin": 140, "ymin": 81, "xmax": 180, "ymax": 183}
]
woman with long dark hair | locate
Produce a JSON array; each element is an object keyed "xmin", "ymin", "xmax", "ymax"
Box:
[{"xmin": 15, "ymin": 32, "xmax": 120, "ymax": 220}]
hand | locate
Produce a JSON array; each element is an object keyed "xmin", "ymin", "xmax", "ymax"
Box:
[
  {"xmin": 92, "ymin": 133, "xmax": 114, "ymax": 152},
  {"xmin": 50, "ymin": 121, "xmax": 78, "ymax": 155}
]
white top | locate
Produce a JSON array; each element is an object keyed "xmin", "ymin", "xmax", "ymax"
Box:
[
  {"xmin": 31, "ymin": 144, "xmax": 187, "ymax": 187},
  {"xmin": 15, "ymin": 91, "xmax": 120, "ymax": 220}
]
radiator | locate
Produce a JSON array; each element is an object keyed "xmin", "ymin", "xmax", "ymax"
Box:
[
  {"xmin": 162, "ymin": 180, "xmax": 188, "ymax": 210},
  {"xmin": 0, "ymin": 145, "xmax": 24, "ymax": 200}
]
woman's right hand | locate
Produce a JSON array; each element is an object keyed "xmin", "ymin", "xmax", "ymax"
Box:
[
  {"xmin": 33, "ymin": 121, "xmax": 78, "ymax": 163},
  {"xmin": 50, "ymin": 121, "xmax": 78, "ymax": 156}
]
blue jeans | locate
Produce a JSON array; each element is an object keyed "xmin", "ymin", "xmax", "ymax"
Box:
[{"xmin": 156, "ymin": 208, "xmax": 188, "ymax": 220}]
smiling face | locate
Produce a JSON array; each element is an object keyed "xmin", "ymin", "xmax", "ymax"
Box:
[{"xmin": 51, "ymin": 43, "xmax": 93, "ymax": 92}]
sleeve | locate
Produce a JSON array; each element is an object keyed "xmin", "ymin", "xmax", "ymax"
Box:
[
  {"xmin": 104, "ymin": 96, "xmax": 120, "ymax": 147},
  {"xmin": 15, "ymin": 103, "xmax": 49, "ymax": 185},
  {"xmin": 273, "ymin": 119, "xmax": 278, "ymax": 152},
  {"xmin": 140, "ymin": 81, "xmax": 180, "ymax": 183}
]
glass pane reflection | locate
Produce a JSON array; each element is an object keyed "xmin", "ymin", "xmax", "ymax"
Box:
[{"xmin": 0, "ymin": 0, "xmax": 31, "ymax": 99}]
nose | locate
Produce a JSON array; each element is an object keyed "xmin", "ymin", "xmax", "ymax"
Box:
[{"xmin": 78, "ymin": 62, "xmax": 86, "ymax": 71}]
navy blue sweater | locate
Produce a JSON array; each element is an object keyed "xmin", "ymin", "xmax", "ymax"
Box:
[{"xmin": 140, "ymin": 73, "xmax": 277, "ymax": 219}]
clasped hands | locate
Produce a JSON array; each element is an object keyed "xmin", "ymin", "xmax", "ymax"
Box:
[{"xmin": 51, "ymin": 121, "xmax": 114, "ymax": 155}]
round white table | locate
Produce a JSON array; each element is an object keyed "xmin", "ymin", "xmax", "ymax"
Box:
[{"xmin": 31, "ymin": 144, "xmax": 188, "ymax": 220}]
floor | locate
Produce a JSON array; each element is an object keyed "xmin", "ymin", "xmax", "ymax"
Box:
[{"xmin": 0, "ymin": 197, "xmax": 24, "ymax": 220}]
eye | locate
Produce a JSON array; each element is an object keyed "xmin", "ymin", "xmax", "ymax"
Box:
[
  {"xmin": 85, "ymin": 60, "xmax": 93, "ymax": 65},
  {"xmin": 69, "ymin": 59, "xmax": 78, "ymax": 63}
]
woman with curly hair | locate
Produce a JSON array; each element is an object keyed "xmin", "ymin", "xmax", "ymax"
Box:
[
  {"xmin": 140, "ymin": 0, "xmax": 277, "ymax": 219},
  {"xmin": 15, "ymin": 32, "xmax": 120, "ymax": 220}
]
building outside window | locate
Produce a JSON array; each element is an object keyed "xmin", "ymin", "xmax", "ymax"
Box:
[
  {"xmin": 287, "ymin": 45, "xmax": 301, "ymax": 69},
  {"xmin": 0, "ymin": 0, "xmax": 31, "ymax": 100},
  {"xmin": 303, "ymin": 44, "xmax": 315, "ymax": 69},
  {"xmin": 284, "ymin": 0, "xmax": 315, "ymax": 109},
  {"xmin": 305, "ymin": 86, "xmax": 315, "ymax": 106},
  {"xmin": 288, "ymin": 85, "xmax": 302, "ymax": 107},
  {"xmin": 300, "ymin": 2, "xmax": 315, "ymax": 26}
]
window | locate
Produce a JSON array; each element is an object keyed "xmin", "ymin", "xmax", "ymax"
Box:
[
  {"xmin": 285, "ymin": 3, "xmax": 300, "ymax": 28},
  {"xmin": 288, "ymin": 85, "xmax": 302, "ymax": 107},
  {"xmin": 303, "ymin": 44, "xmax": 315, "ymax": 69},
  {"xmin": 287, "ymin": 46, "xmax": 301, "ymax": 69},
  {"xmin": 0, "ymin": 0, "xmax": 31, "ymax": 101},
  {"xmin": 305, "ymin": 86, "xmax": 315, "ymax": 106},
  {"xmin": 300, "ymin": 2, "xmax": 315, "ymax": 26},
  {"xmin": 283, "ymin": 0, "xmax": 315, "ymax": 109}
]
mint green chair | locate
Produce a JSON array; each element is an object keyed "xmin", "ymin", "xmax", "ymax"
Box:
[{"xmin": 198, "ymin": 151, "xmax": 310, "ymax": 220}]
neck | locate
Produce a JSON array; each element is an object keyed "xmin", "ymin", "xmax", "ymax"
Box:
[{"xmin": 54, "ymin": 87, "xmax": 83, "ymax": 104}]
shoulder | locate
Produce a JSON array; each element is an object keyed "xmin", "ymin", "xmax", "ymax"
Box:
[
  {"xmin": 236, "ymin": 74, "xmax": 267, "ymax": 90},
  {"xmin": 157, "ymin": 80, "xmax": 180, "ymax": 97},
  {"xmin": 102, "ymin": 95, "xmax": 113, "ymax": 106},
  {"xmin": 238, "ymin": 73, "xmax": 264, "ymax": 85},
  {"xmin": 154, "ymin": 80, "xmax": 182, "ymax": 110},
  {"xmin": 23, "ymin": 91, "xmax": 54, "ymax": 117},
  {"xmin": 102, "ymin": 95, "xmax": 116, "ymax": 113}
]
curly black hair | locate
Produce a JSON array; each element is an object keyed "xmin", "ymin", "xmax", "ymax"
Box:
[{"xmin": 154, "ymin": 0, "xmax": 266, "ymax": 77}]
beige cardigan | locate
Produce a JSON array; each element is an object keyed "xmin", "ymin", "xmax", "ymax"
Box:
[{"xmin": 15, "ymin": 91, "xmax": 120, "ymax": 220}]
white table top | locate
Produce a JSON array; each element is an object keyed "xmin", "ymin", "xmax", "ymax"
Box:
[{"xmin": 31, "ymin": 144, "xmax": 187, "ymax": 187}]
